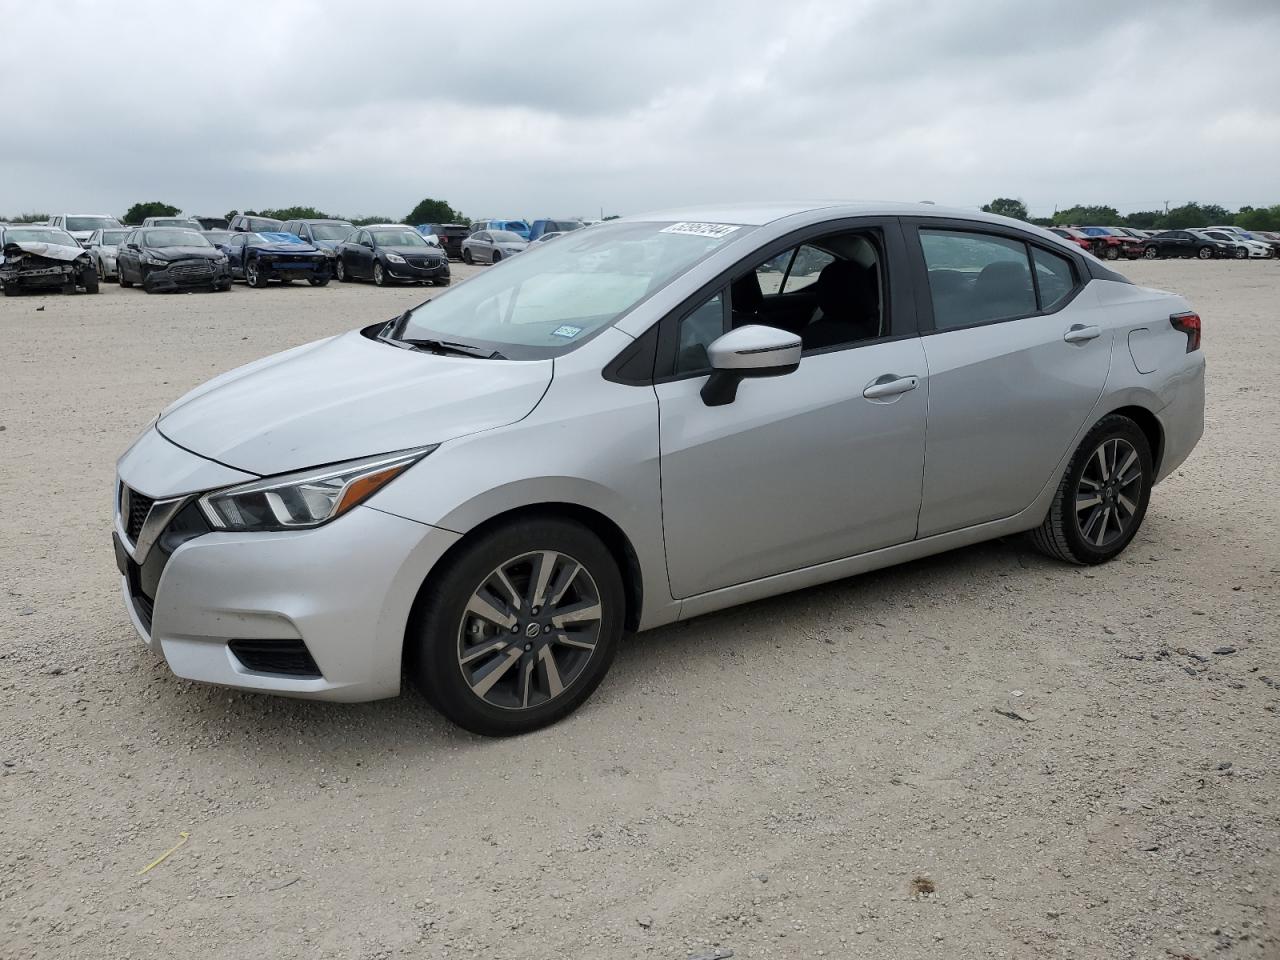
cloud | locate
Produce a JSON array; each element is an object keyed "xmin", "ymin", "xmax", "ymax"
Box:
[{"xmin": 1, "ymin": 0, "xmax": 1277, "ymax": 220}]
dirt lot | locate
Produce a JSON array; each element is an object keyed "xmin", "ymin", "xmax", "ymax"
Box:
[{"xmin": 1, "ymin": 260, "xmax": 1277, "ymax": 960}]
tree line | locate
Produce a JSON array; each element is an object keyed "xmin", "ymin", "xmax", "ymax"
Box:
[{"xmin": 981, "ymin": 197, "xmax": 1280, "ymax": 231}]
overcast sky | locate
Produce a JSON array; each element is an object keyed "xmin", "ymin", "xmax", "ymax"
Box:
[{"xmin": 2, "ymin": 1, "xmax": 1277, "ymax": 221}]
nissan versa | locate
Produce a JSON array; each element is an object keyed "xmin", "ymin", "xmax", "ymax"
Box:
[{"xmin": 113, "ymin": 202, "xmax": 1204, "ymax": 735}]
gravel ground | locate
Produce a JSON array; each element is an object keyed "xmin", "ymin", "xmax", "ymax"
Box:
[{"xmin": 1, "ymin": 260, "xmax": 1277, "ymax": 960}]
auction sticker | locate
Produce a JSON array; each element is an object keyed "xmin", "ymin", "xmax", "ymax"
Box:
[
  {"xmin": 551, "ymin": 324, "xmax": 584, "ymax": 339},
  {"xmin": 659, "ymin": 222, "xmax": 742, "ymax": 239}
]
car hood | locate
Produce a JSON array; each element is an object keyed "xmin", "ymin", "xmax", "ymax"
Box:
[
  {"xmin": 156, "ymin": 329, "xmax": 553, "ymax": 476},
  {"xmin": 382, "ymin": 245, "xmax": 447, "ymax": 257},
  {"xmin": 1, "ymin": 240, "xmax": 89, "ymax": 262},
  {"xmin": 256, "ymin": 242, "xmax": 321, "ymax": 254},
  {"xmin": 148, "ymin": 246, "xmax": 224, "ymax": 261}
]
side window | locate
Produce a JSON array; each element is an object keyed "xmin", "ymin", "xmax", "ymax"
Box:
[
  {"xmin": 674, "ymin": 292, "xmax": 725, "ymax": 375},
  {"xmin": 230, "ymin": 235, "xmax": 246, "ymax": 249},
  {"xmin": 779, "ymin": 245, "xmax": 834, "ymax": 294},
  {"xmin": 1031, "ymin": 246, "xmax": 1077, "ymax": 311},
  {"xmin": 920, "ymin": 230, "xmax": 1036, "ymax": 330}
]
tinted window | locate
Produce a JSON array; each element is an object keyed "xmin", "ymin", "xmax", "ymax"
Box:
[
  {"xmin": 920, "ymin": 230, "xmax": 1035, "ymax": 330},
  {"xmin": 1031, "ymin": 246, "xmax": 1077, "ymax": 311},
  {"xmin": 143, "ymin": 229, "xmax": 209, "ymax": 247},
  {"xmin": 675, "ymin": 292, "xmax": 725, "ymax": 375}
]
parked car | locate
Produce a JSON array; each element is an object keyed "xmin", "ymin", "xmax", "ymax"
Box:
[
  {"xmin": 190, "ymin": 216, "xmax": 229, "ymax": 230},
  {"xmin": 228, "ymin": 214, "xmax": 284, "ymax": 233},
  {"xmin": 1140, "ymin": 230, "xmax": 1231, "ymax": 260},
  {"xmin": 0, "ymin": 224, "xmax": 99, "ymax": 295},
  {"xmin": 1246, "ymin": 230, "xmax": 1280, "ymax": 255},
  {"xmin": 415, "ymin": 223, "xmax": 470, "ymax": 259},
  {"xmin": 202, "ymin": 229, "xmax": 232, "ymax": 249},
  {"xmin": 532, "ymin": 232, "xmax": 566, "ymax": 244},
  {"xmin": 333, "ymin": 224, "xmax": 451, "ymax": 286},
  {"xmin": 84, "ymin": 227, "xmax": 133, "ymax": 280},
  {"xmin": 528, "ymin": 219, "xmax": 584, "ymax": 242},
  {"xmin": 1200, "ymin": 228, "xmax": 1274, "ymax": 258},
  {"xmin": 48, "ymin": 214, "xmax": 124, "ymax": 247},
  {"xmin": 141, "ymin": 216, "xmax": 204, "ymax": 231},
  {"xmin": 111, "ymin": 201, "xmax": 1204, "ymax": 734},
  {"xmin": 470, "ymin": 219, "xmax": 531, "ymax": 240},
  {"xmin": 223, "ymin": 231, "xmax": 330, "ymax": 287},
  {"xmin": 1192, "ymin": 230, "xmax": 1262, "ymax": 259},
  {"xmin": 115, "ymin": 227, "xmax": 231, "ymax": 293},
  {"xmin": 1077, "ymin": 227, "xmax": 1143, "ymax": 260},
  {"xmin": 1047, "ymin": 227, "xmax": 1095, "ymax": 252},
  {"xmin": 461, "ymin": 229, "xmax": 529, "ymax": 264},
  {"xmin": 280, "ymin": 219, "xmax": 355, "ymax": 251}
]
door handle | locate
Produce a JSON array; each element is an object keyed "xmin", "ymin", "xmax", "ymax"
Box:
[
  {"xmin": 862, "ymin": 375, "xmax": 919, "ymax": 400},
  {"xmin": 1064, "ymin": 324, "xmax": 1101, "ymax": 343}
]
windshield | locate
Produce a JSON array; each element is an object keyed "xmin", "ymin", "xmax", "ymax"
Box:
[
  {"xmin": 143, "ymin": 229, "xmax": 210, "ymax": 247},
  {"xmin": 310, "ymin": 222, "xmax": 353, "ymax": 240},
  {"xmin": 371, "ymin": 229, "xmax": 426, "ymax": 247},
  {"xmin": 396, "ymin": 219, "xmax": 750, "ymax": 358},
  {"xmin": 150, "ymin": 218, "xmax": 198, "ymax": 228},
  {"xmin": 67, "ymin": 216, "xmax": 120, "ymax": 232},
  {"xmin": 490, "ymin": 230, "xmax": 524, "ymax": 243},
  {"xmin": 4, "ymin": 227, "xmax": 78, "ymax": 246},
  {"xmin": 548, "ymin": 220, "xmax": 582, "ymax": 232},
  {"xmin": 100, "ymin": 229, "xmax": 130, "ymax": 244},
  {"xmin": 202, "ymin": 230, "xmax": 231, "ymax": 244}
]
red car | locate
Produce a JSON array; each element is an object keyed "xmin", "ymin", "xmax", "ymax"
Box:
[
  {"xmin": 1048, "ymin": 226, "xmax": 1141, "ymax": 260},
  {"xmin": 1048, "ymin": 227, "xmax": 1095, "ymax": 252}
]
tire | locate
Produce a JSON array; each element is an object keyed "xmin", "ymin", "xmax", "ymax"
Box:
[
  {"xmin": 246, "ymin": 259, "xmax": 268, "ymax": 288},
  {"xmin": 1104, "ymin": 245, "xmax": 1120, "ymax": 261},
  {"xmin": 82, "ymin": 269, "xmax": 99, "ymax": 294},
  {"xmin": 434, "ymin": 278, "xmax": 451, "ymax": 286},
  {"xmin": 336, "ymin": 258, "xmax": 349, "ymax": 282},
  {"xmin": 3, "ymin": 285, "xmax": 19, "ymax": 297},
  {"xmin": 214, "ymin": 280, "xmax": 231, "ymax": 292},
  {"xmin": 1233, "ymin": 247, "xmax": 1247, "ymax": 260},
  {"xmin": 373, "ymin": 262, "xmax": 387, "ymax": 286},
  {"xmin": 1197, "ymin": 246, "xmax": 1214, "ymax": 260},
  {"xmin": 491, "ymin": 250, "xmax": 502, "ymax": 263},
  {"xmin": 1030, "ymin": 414, "xmax": 1153, "ymax": 565},
  {"xmin": 462, "ymin": 248, "xmax": 473, "ymax": 265},
  {"xmin": 409, "ymin": 517, "xmax": 625, "ymax": 736},
  {"xmin": 1143, "ymin": 245, "xmax": 1158, "ymax": 260},
  {"xmin": 309, "ymin": 274, "xmax": 330, "ymax": 287},
  {"xmin": 119, "ymin": 268, "xmax": 133, "ymax": 287}
]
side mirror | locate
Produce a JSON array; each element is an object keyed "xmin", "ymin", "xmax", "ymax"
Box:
[{"xmin": 701, "ymin": 325, "xmax": 802, "ymax": 407}]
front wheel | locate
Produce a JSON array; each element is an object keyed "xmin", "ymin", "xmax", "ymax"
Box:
[
  {"xmin": 1143, "ymin": 245, "xmax": 1158, "ymax": 260},
  {"xmin": 119, "ymin": 265, "xmax": 133, "ymax": 287},
  {"xmin": 335, "ymin": 258, "xmax": 349, "ymax": 282},
  {"xmin": 309, "ymin": 274, "xmax": 330, "ymax": 287},
  {"xmin": 82, "ymin": 267, "xmax": 100, "ymax": 293},
  {"xmin": 246, "ymin": 260, "xmax": 268, "ymax": 288},
  {"xmin": 373, "ymin": 262, "xmax": 387, "ymax": 286},
  {"xmin": 409, "ymin": 517, "xmax": 624, "ymax": 736},
  {"xmin": 491, "ymin": 250, "xmax": 502, "ymax": 263},
  {"xmin": 1104, "ymin": 245, "xmax": 1120, "ymax": 261},
  {"xmin": 1030, "ymin": 414, "xmax": 1153, "ymax": 565},
  {"xmin": 1234, "ymin": 247, "xmax": 1247, "ymax": 260},
  {"xmin": 462, "ymin": 248, "xmax": 473, "ymax": 264}
]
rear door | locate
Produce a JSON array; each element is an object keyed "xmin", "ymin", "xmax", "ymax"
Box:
[{"xmin": 904, "ymin": 220, "xmax": 1110, "ymax": 537}]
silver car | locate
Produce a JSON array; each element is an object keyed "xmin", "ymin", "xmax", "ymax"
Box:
[
  {"xmin": 113, "ymin": 202, "xmax": 1204, "ymax": 735},
  {"xmin": 84, "ymin": 227, "xmax": 133, "ymax": 280},
  {"xmin": 461, "ymin": 229, "xmax": 528, "ymax": 264}
]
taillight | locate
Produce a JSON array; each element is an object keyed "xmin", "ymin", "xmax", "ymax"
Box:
[{"xmin": 1170, "ymin": 312, "xmax": 1201, "ymax": 353}]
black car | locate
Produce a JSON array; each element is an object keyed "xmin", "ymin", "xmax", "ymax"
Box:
[
  {"xmin": 115, "ymin": 228, "xmax": 232, "ymax": 293},
  {"xmin": 224, "ymin": 232, "xmax": 330, "ymax": 287},
  {"xmin": 1141, "ymin": 230, "xmax": 1230, "ymax": 260},
  {"xmin": 0, "ymin": 225, "xmax": 99, "ymax": 296},
  {"xmin": 228, "ymin": 214, "xmax": 284, "ymax": 233},
  {"xmin": 333, "ymin": 225, "xmax": 450, "ymax": 286},
  {"xmin": 417, "ymin": 222, "xmax": 470, "ymax": 259}
]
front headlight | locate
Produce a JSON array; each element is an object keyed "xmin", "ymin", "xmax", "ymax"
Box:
[
  {"xmin": 384, "ymin": 252, "xmax": 406, "ymax": 264},
  {"xmin": 144, "ymin": 256, "xmax": 167, "ymax": 267},
  {"xmin": 198, "ymin": 446, "xmax": 436, "ymax": 532},
  {"xmin": 213, "ymin": 254, "xmax": 228, "ymax": 264}
]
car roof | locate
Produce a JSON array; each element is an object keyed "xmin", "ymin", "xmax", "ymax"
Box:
[
  {"xmin": 622, "ymin": 200, "xmax": 1042, "ymax": 228},
  {"xmin": 296, "ymin": 218, "xmax": 352, "ymax": 224}
]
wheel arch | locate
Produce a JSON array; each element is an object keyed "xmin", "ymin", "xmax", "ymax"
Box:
[
  {"xmin": 408, "ymin": 502, "xmax": 646, "ymax": 638},
  {"xmin": 1099, "ymin": 403, "xmax": 1165, "ymax": 476}
]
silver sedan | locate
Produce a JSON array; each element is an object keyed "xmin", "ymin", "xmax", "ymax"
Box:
[
  {"xmin": 84, "ymin": 227, "xmax": 133, "ymax": 280},
  {"xmin": 461, "ymin": 229, "xmax": 528, "ymax": 264},
  {"xmin": 113, "ymin": 202, "xmax": 1204, "ymax": 735}
]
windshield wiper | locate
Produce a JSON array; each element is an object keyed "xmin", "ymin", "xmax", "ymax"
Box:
[{"xmin": 396, "ymin": 337, "xmax": 507, "ymax": 360}]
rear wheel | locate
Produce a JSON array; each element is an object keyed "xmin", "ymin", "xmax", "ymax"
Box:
[
  {"xmin": 1030, "ymin": 414, "xmax": 1153, "ymax": 565},
  {"xmin": 409, "ymin": 517, "xmax": 624, "ymax": 736},
  {"xmin": 1197, "ymin": 246, "xmax": 1214, "ymax": 260},
  {"xmin": 1104, "ymin": 245, "xmax": 1120, "ymax": 261}
]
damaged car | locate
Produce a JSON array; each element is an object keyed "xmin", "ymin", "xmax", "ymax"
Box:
[
  {"xmin": 115, "ymin": 228, "xmax": 232, "ymax": 294},
  {"xmin": 0, "ymin": 225, "xmax": 100, "ymax": 296}
]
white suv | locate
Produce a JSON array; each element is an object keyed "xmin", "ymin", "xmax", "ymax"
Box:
[{"xmin": 48, "ymin": 214, "xmax": 123, "ymax": 247}]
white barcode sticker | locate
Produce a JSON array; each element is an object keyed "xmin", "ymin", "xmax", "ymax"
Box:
[{"xmin": 659, "ymin": 222, "xmax": 742, "ymax": 239}]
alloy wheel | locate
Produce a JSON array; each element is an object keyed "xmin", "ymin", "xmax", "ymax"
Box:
[
  {"xmin": 374, "ymin": 263, "xmax": 385, "ymax": 285},
  {"xmin": 1074, "ymin": 437, "xmax": 1143, "ymax": 548},
  {"xmin": 1143, "ymin": 246, "xmax": 1158, "ymax": 259},
  {"xmin": 456, "ymin": 550, "xmax": 603, "ymax": 711},
  {"xmin": 247, "ymin": 261, "xmax": 260, "ymax": 286}
]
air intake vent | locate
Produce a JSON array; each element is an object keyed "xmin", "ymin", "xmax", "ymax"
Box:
[{"xmin": 228, "ymin": 640, "xmax": 322, "ymax": 678}]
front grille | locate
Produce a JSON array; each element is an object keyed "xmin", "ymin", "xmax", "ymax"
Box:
[
  {"xmin": 169, "ymin": 259, "xmax": 214, "ymax": 281},
  {"xmin": 124, "ymin": 486, "xmax": 154, "ymax": 542},
  {"xmin": 229, "ymin": 640, "xmax": 322, "ymax": 678},
  {"xmin": 407, "ymin": 256, "xmax": 443, "ymax": 268}
]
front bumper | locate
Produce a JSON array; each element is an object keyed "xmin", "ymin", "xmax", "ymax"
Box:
[
  {"xmin": 143, "ymin": 260, "xmax": 231, "ymax": 291},
  {"xmin": 115, "ymin": 429, "xmax": 460, "ymax": 701},
  {"xmin": 0, "ymin": 262, "xmax": 79, "ymax": 289},
  {"xmin": 384, "ymin": 257, "xmax": 450, "ymax": 282}
]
